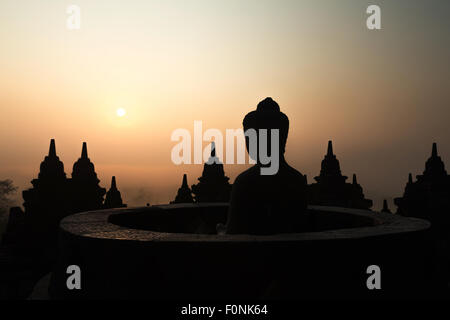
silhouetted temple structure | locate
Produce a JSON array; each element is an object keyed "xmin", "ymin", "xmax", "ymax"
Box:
[
  {"xmin": 70, "ymin": 142, "xmax": 106, "ymax": 213},
  {"xmin": 23, "ymin": 139, "xmax": 68, "ymax": 217},
  {"xmin": 191, "ymin": 142, "xmax": 232, "ymax": 203},
  {"xmin": 308, "ymin": 141, "xmax": 373, "ymax": 210},
  {"xmin": 171, "ymin": 174, "xmax": 194, "ymax": 204},
  {"xmin": 395, "ymin": 143, "xmax": 450, "ymax": 220},
  {"xmin": 395, "ymin": 143, "xmax": 450, "ymax": 288},
  {"xmin": 12, "ymin": 139, "xmax": 72, "ymax": 244},
  {"xmin": 0, "ymin": 139, "xmax": 126, "ymax": 298},
  {"xmin": 2, "ymin": 140, "xmax": 125, "ymax": 244},
  {"xmin": 104, "ymin": 176, "xmax": 127, "ymax": 209},
  {"xmin": 381, "ymin": 199, "xmax": 392, "ymax": 213},
  {"xmin": 2, "ymin": 139, "xmax": 123, "ymax": 244}
]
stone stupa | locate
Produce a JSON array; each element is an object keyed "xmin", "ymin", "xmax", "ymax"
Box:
[
  {"xmin": 308, "ymin": 141, "xmax": 372, "ymax": 210},
  {"xmin": 395, "ymin": 143, "xmax": 450, "ymax": 220},
  {"xmin": 70, "ymin": 142, "xmax": 106, "ymax": 213},
  {"xmin": 104, "ymin": 176, "xmax": 126, "ymax": 209},
  {"xmin": 191, "ymin": 142, "xmax": 232, "ymax": 203},
  {"xmin": 171, "ymin": 174, "xmax": 194, "ymax": 204}
]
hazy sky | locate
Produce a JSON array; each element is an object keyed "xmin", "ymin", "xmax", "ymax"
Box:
[{"xmin": 1, "ymin": 0, "xmax": 449, "ymax": 209}]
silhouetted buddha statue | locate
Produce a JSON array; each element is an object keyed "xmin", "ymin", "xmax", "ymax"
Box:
[{"xmin": 225, "ymin": 98, "xmax": 308, "ymax": 235}]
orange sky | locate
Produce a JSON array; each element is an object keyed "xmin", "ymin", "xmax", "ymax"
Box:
[{"xmin": 1, "ymin": 0, "xmax": 449, "ymax": 209}]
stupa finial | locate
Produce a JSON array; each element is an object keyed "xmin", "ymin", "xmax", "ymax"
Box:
[
  {"xmin": 182, "ymin": 174, "xmax": 188, "ymax": 188},
  {"xmin": 352, "ymin": 174, "xmax": 358, "ymax": 185},
  {"xmin": 49, "ymin": 139, "xmax": 57, "ymax": 158},
  {"xmin": 327, "ymin": 140, "xmax": 334, "ymax": 156},
  {"xmin": 81, "ymin": 142, "xmax": 88, "ymax": 159},
  {"xmin": 432, "ymin": 142, "xmax": 438, "ymax": 157},
  {"xmin": 111, "ymin": 176, "xmax": 117, "ymax": 189},
  {"xmin": 211, "ymin": 142, "xmax": 216, "ymax": 157},
  {"xmin": 408, "ymin": 173, "xmax": 413, "ymax": 184}
]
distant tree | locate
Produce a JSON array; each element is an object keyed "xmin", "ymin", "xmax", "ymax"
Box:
[{"xmin": 0, "ymin": 179, "xmax": 17, "ymax": 226}]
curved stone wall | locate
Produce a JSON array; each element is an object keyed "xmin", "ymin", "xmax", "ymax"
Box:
[{"xmin": 49, "ymin": 204, "xmax": 431, "ymax": 299}]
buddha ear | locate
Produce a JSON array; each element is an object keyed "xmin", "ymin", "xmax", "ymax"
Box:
[{"xmin": 279, "ymin": 134, "xmax": 288, "ymax": 155}]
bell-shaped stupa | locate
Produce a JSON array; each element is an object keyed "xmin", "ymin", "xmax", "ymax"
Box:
[
  {"xmin": 395, "ymin": 143, "xmax": 450, "ymax": 219},
  {"xmin": 23, "ymin": 139, "xmax": 69, "ymax": 214},
  {"xmin": 37, "ymin": 139, "xmax": 67, "ymax": 183},
  {"xmin": 314, "ymin": 141, "xmax": 347, "ymax": 185},
  {"xmin": 70, "ymin": 142, "xmax": 106, "ymax": 212},
  {"xmin": 171, "ymin": 174, "xmax": 194, "ymax": 204},
  {"xmin": 308, "ymin": 141, "xmax": 372, "ymax": 210},
  {"xmin": 191, "ymin": 142, "xmax": 231, "ymax": 203},
  {"xmin": 104, "ymin": 176, "xmax": 126, "ymax": 208}
]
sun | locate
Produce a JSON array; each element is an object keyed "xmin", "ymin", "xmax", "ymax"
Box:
[{"xmin": 116, "ymin": 108, "xmax": 126, "ymax": 117}]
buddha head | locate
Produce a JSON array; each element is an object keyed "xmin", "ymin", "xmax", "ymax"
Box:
[{"xmin": 243, "ymin": 98, "xmax": 289, "ymax": 170}]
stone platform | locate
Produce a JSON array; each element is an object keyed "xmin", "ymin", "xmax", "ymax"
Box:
[{"xmin": 49, "ymin": 204, "xmax": 432, "ymax": 299}]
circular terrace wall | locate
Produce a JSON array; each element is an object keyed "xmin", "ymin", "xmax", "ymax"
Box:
[{"xmin": 49, "ymin": 204, "xmax": 431, "ymax": 299}]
